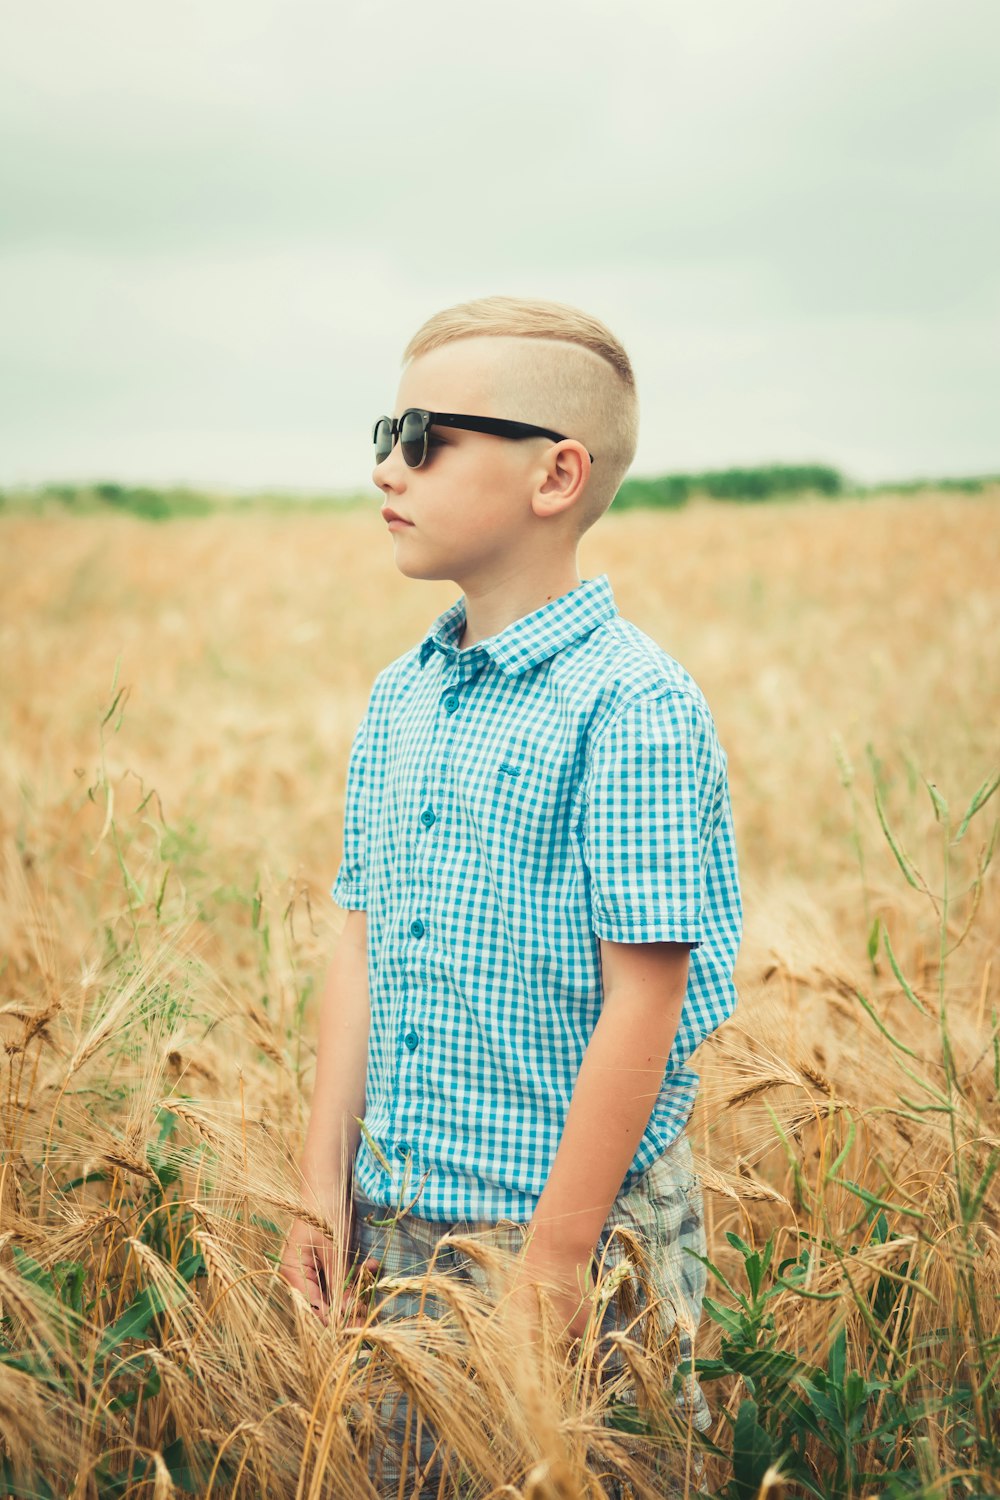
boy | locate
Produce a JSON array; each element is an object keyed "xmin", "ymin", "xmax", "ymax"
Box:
[{"xmin": 280, "ymin": 295, "xmax": 741, "ymax": 1493}]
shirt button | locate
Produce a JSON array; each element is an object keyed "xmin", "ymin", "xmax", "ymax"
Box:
[
  {"xmin": 404, "ymin": 1030, "xmax": 419, "ymax": 1050},
  {"xmin": 409, "ymin": 918, "xmax": 425, "ymax": 939},
  {"xmin": 394, "ymin": 1142, "xmax": 411, "ymax": 1160},
  {"xmin": 442, "ymin": 692, "xmax": 459, "ymax": 713},
  {"xmin": 419, "ymin": 808, "xmax": 436, "ymax": 829}
]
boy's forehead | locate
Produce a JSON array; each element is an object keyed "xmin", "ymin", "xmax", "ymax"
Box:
[{"xmin": 395, "ymin": 337, "xmax": 515, "ymax": 415}]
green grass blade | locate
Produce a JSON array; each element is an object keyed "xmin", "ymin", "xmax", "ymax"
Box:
[
  {"xmin": 872, "ymin": 776, "xmax": 924, "ymax": 890},
  {"xmin": 922, "ymin": 775, "xmax": 949, "ymax": 825},
  {"xmin": 855, "ymin": 988, "xmax": 920, "ymax": 1058},
  {"xmin": 954, "ymin": 769, "xmax": 1000, "ymax": 841},
  {"xmin": 883, "ymin": 928, "xmax": 930, "ymax": 1015}
]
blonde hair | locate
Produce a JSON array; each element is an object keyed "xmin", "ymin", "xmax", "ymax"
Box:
[{"xmin": 402, "ymin": 295, "xmax": 639, "ymax": 535}]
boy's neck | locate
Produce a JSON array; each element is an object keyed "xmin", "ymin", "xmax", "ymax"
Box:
[{"xmin": 457, "ymin": 562, "xmax": 583, "ymax": 651}]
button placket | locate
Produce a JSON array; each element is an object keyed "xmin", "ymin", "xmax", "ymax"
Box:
[{"xmin": 394, "ymin": 653, "xmax": 476, "ymax": 1192}]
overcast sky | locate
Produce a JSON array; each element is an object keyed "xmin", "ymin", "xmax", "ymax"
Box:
[{"xmin": 2, "ymin": 0, "xmax": 998, "ymax": 492}]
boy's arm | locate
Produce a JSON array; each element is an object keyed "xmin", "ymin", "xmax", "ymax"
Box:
[
  {"xmin": 298, "ymin": 907, "xmax": 370, "ymax": 1230},
  {"xmin": 521, "ymin": 937, "xmax": 690, "ymax": 1335},
  {"xmin": 283, "ymin": 708, "xmax": 372, "ymax": 1319}
]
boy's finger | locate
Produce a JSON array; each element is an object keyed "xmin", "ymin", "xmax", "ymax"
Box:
[
  {"xmin": 278, "ymin": 1254, "xmax": 309, "ymax": 1298},
  {"xmin": 339, "ymin": 1256, "xmax": 380, "ymax": 1318},
  {"xmin": 281, "ymin": 1262, "xmax": 329, "ymax": 1324},
  {"xmin": 281, "ymin": 1242, "xmax": 334, "ymax": 1309}
]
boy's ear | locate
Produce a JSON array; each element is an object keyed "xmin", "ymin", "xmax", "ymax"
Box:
[{"xmin": 530, "ymin": 441, "xmax": 591, "ymax": 521}]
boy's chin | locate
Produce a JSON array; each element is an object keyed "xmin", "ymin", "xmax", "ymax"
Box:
[{"xmin": 392, "ymin": 554, "xmax": 459, "ymax": 585}]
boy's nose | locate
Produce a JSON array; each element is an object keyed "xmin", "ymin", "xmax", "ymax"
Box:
[{"xmin": 373, "ymin": 449, "xmax": 406, "ymax": 492}]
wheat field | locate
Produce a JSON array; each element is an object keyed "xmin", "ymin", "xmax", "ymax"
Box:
[{"xmin": 1, "ymin": 490, "xmax": 998, "ymax": 1497}]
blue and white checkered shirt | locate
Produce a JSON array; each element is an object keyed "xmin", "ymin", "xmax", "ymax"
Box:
[{"xmin": 331, "ymin": 573, "xmax": 741, "ymax": 1221}]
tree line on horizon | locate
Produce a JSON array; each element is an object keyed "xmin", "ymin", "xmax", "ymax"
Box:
[{"xmin": 2, "ymin": 466, "xmax": 997, "ymax": 520}]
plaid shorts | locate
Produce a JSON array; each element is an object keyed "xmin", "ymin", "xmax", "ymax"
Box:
[{"xmin": 346, "ymin": 1131, "xmax": 710, "ymax": 1497}]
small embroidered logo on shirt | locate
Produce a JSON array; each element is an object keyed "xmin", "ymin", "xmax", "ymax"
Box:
[{"xmin": 497, "ymin": 761, "xmax": 522, "ymax": 778}]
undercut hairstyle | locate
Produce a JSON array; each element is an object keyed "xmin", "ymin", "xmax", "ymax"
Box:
[{"xmin": 402, "ymin": 295, "xmax": 640, "ymax": 536}]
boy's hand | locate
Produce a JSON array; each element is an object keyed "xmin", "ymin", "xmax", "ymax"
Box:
[
  {"xmin": 279, "ymin": 1208, "xmax": 377, "ymax": 1326},
  {"xmin": 513, "ymin": 1238, "xmax": 596, "ymax": 1345}
]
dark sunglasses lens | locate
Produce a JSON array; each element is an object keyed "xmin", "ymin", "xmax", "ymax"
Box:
[
  {"xmin": 374, "ymin": 418, "xmax": 394, "ymax": 464},
  {"xmin": 400, "ymin": 411, "xmax": 427, "ymax": 468}
]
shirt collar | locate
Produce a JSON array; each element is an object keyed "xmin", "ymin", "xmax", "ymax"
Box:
[{"xmin": 418, "ymin": 574, "xmax": 617, "ymax": 677}]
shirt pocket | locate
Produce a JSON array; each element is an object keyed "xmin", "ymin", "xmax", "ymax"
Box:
[{"xmin": 473, "ymin": 735, "xmax": 571, "ymax": 856}]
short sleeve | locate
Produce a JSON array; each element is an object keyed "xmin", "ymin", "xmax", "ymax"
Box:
[
  {"xmin": 581, "ymin": 691, "xmax": 723, "ymax": 945},
  {"xmin": 330, "ymin": 715, "xmax": 368, "ymax": 910}
]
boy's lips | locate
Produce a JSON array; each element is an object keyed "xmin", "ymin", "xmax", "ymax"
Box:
[{"xmin": 381, "ymin": 507, "xmax": 413, "ymax": 526}]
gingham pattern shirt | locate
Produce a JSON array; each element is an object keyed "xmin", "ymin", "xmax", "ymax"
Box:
[{"xmin": 331, "ymin": 573, "xmax": 741, "ymax": 1221}]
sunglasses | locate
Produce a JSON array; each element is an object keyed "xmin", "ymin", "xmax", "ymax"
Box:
[{"xmin": 372, "ymin": 407, "xmax": 594, "ymax": 469}]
